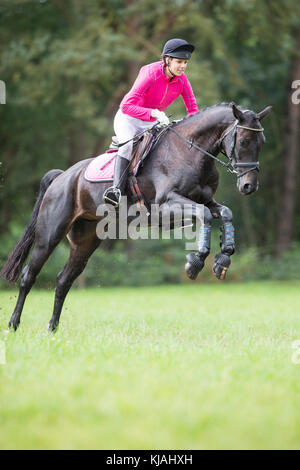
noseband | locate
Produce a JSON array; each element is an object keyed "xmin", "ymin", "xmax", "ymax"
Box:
[
  {"xmin": 169, "ymin": 119, "xmax": 264, "ymax": 178},
  {"xmin": 217, "ymin": 120, "xmax": 264, "ymax": 177}
]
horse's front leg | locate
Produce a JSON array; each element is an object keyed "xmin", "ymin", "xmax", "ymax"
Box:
[
  {"xmin": 159, "ymin": 193, "xmax": 213, "ymax": 280},
  {"xmin": 206, "ymin": 200, "xmax": 235, "ymax": 280},
  {"xmin": 184, "ymin": 204, "xmax": 213, "ymax": 280}
]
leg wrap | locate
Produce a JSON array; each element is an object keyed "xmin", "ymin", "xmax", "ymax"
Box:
[
  {"xmin": 185, "ymin": 206, "xmax": 212, "ymax": 280},
  {"xmin": 185, "ymin": 222, "xmax": 211, "ymax": 280},
  {"xmin": 220, "ymin": 222, "xmax": 235, "ymax": 256},
  {"xmin": 198, "ymin": 223, "xmax": 211, "ymax": 257},
  {"xmin": 213, "ymin": 221, "xmax": 234, "ymax": 280}
]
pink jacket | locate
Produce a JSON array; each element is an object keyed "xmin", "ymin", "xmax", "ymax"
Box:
[{"xmin": 120, "ymin": 61, "xmax": 199, "ymax": 121}]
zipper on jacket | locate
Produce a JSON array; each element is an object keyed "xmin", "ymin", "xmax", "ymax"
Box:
[{"xmin": 159, "ymin": 82, "xmax": 169, "ymax": 105}]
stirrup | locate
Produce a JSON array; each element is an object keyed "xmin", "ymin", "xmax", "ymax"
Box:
[{"xmin": 102, "ymin": 186, "xmax": 121, "ymax": 207}]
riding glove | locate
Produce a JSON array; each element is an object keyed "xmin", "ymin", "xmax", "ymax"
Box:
[{"xmin": 151, "ymin": 109, "xmax": 170, "ymax": 126}]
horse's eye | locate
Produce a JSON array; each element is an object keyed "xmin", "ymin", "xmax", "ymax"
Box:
[{"xmin": 240, "ymin": 139, "xmax": 250, "ymax": 148}]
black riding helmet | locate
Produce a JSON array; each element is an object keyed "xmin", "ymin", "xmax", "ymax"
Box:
[{"xmin": 162, "ymin": 38, "xmax": 195, "ymax": 60}]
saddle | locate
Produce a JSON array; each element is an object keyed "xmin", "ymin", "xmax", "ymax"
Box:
[{"xmin": 84, "ymin": 125, "xmax": 169, "ymax": 185}]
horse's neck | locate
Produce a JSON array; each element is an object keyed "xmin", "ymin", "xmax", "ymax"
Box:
[{"xmin": 178, "ymin": 107, "xmax": 234, "ymax": 149}]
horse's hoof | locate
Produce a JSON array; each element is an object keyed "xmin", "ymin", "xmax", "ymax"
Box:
[
  {"xmin": 47, "ymin": 322, "xmax": 58, "ymax": 333},
  {"xmin": 213, "ymin": 253, "xmax": 231, "ymax": 280},
  {"xmin": 8, "ymin": 320, "xmax": 19, "ymax": 332},
  {"xmin": 185, "ymin": 252, "xmax": 204, "ymax": 280}
]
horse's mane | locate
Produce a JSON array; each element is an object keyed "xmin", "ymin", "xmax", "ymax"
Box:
[
  {"xmin": 170, "ymin": 102, "xmax": 238, "ymax": 132},
  {"xmin": 173, "ymin": 101, "xmax": 257, "ymax": 130},
  {"xmin": 171, "ymin": 102, "xmax": 234, "ymax": 129},
  {"xmin": 186, "ymin": 101, "xmax": 235, "ymax": 119}
]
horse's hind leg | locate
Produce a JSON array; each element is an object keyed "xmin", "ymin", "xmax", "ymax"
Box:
[
  {"xmin": 9, "ymin": 200, "xmax": 74, "ymax": 331},
  {"xmin": 48, "ymin": 220, "xmax": 100, "ymax": 332},
  {"xmin": 9, "ymin": 239, "xmax": 63, "ymax": 331}
]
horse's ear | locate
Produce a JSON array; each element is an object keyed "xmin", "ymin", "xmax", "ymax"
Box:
[
  {"xmin": 256, "ymin": 105, "xmax": 272, "ymax": 121},
  {"xmin": 232, "ymin": 102, "xmax": 245, "ymax": 122}
]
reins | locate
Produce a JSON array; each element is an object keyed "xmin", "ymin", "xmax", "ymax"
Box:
[
  {"xmin": 168, "ymin": 119, "xmax": 264, "ymax": 178},
  {"xmin": 168, "ymin": 126, "xmax": 234, "ymax": 172}
]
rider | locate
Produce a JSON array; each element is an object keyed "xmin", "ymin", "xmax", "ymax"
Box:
[{"xmin": 103, "ymin": 38, "xmax": 199, "ymax": 207}]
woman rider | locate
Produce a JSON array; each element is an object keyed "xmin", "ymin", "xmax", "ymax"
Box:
[{"xmin": 103, "ymin": 38, "xmax": 199, "ymax": 207}]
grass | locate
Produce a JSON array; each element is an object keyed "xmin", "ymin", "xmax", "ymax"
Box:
[{"xmin": 0, "ymin": 281, "xmax": 300, "ymax": 450}]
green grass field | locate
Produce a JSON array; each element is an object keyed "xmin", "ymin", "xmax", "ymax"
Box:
[{"xmin": 0, "ymin": 282, "xmax": 299, "ymax": 450}]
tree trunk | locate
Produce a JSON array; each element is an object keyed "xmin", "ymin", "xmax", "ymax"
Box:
[{"xmin": 276, "ymin": 33, "xmax": 300, "ymax": 256}]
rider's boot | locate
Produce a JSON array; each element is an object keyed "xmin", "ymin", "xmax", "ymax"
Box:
[{"xmin": 102, "ymin": 155, "xmax": 129, "ymax": 207}]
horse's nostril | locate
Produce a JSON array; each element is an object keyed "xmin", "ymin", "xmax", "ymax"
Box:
[{"xmin": 243, "ymin": 183, "xmax": 253, "ymax": 193}]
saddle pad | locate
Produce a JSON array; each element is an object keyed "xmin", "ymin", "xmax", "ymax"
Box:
[
  {"xmin": 84, "ymin": 151, "xmax": 140, "ymax": 183},
  {"xmin": 84, "ymin": 151, "xmax": 117, "ymax": 182}
]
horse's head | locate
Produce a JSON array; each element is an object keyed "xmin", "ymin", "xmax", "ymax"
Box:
[{"xmin": 221, "ymin": 103, "xmax": 272, "ymax": 195}]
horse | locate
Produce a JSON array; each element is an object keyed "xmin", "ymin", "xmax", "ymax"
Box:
[{"xmin": 1, "ymin": 102, "xmax": 271, "ymax": 332}]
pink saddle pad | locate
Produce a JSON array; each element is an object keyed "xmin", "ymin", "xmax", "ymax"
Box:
[
  {"xmin": 84, "ymin": 150, "xmax": 140, "ymax": 183},
  {"xmin": 84, "ymin": 151, "xmax": 117, "ymax": 182}
]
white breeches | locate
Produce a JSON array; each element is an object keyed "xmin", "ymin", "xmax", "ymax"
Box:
[{"xmin": 113, "ymin": 109, "xmax": 155, "ymax": 161}]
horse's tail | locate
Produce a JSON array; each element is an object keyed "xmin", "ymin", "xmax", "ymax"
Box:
[{"xmin": 0, "ymin": 169, "xmax": 64, "ymax": 284}]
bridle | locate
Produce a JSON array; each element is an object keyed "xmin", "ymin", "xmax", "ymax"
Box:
[
  {"xmin": 169, "ymin": 119, "xmax": 264, "ymax": 178},
  {"xmin": 217, "ymin": 120, "xmax": 264, "ymax": 177}
]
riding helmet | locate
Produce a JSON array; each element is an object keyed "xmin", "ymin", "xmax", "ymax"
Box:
[{"xmin": 162, "ymin": 38, "xmax": 195, "ymax": 60}]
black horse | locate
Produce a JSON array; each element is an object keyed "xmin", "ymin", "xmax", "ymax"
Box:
[{"xmin": 1, "ymin": 102, "xmax": 271, "ymax": 331}]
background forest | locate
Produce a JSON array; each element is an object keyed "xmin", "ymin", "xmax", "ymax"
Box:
[{"xmin": 0, "ymin": 0, "xmax": 299, "ymax": 287}]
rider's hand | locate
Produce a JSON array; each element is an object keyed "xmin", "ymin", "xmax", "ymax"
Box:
[{"xmin": 151, "ymin": 109, "xmax": 170, "ymax": 126}]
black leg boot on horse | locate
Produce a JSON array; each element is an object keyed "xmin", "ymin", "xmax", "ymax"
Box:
[{"xmin": 102, "ymin": 155, "xmax": 129, "ymax": 207}]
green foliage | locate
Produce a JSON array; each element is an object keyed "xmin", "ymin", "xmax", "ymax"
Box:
[
  {"xmin": 230, "ymin": 243, "xmax": 300, "ymax": 281},
  {"xmin": 1, "ymin": 0, "xmax": 299, "ymax": 284}
]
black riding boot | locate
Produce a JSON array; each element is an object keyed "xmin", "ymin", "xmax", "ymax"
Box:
[{"xmin": 102, "ymin": 155, "xmax": 129, "ymax": 207}]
